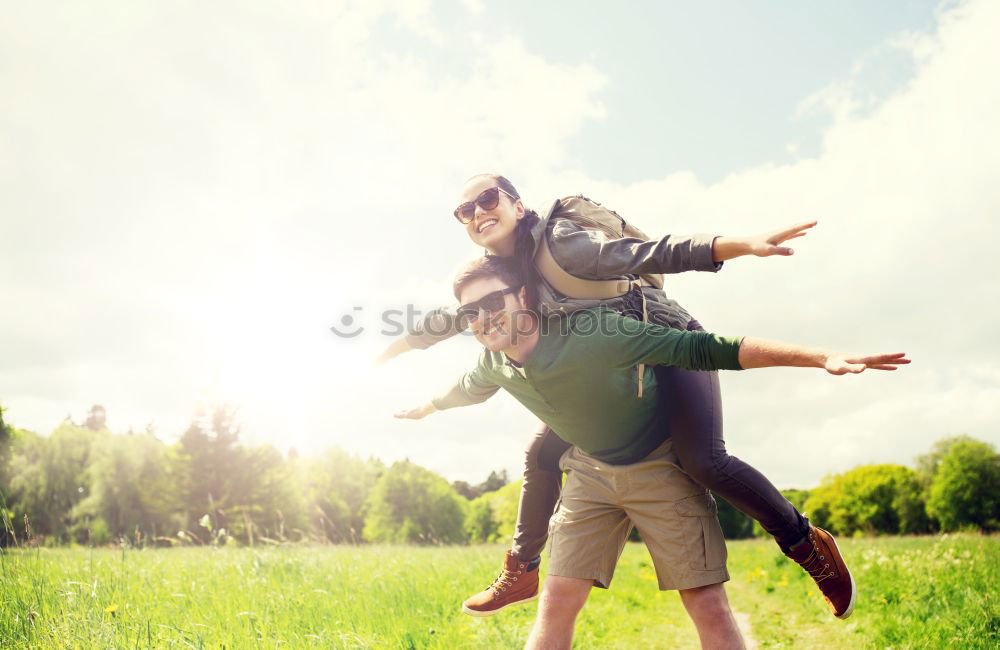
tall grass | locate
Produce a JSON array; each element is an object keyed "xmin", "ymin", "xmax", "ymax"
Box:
[{"xmin": 1, "ymin": 536, "xmax": 996, "ymax": 648}]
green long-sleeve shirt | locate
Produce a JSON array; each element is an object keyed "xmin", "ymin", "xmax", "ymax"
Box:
[{"xmin": 432, "ymin": 308, "xmax": 744, "ymax": 464}]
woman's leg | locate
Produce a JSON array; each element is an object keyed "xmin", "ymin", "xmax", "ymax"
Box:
[
  {"xmin": 462, "ymin": 423, "xmax": 569, "ymax": 616},
  {"xmin": 512, "ymin": 423, "xmax": 571, "ymax": 561},
  {"xmin": 653, "ymin": 362, "xmax": 809, "ymax": 549}
]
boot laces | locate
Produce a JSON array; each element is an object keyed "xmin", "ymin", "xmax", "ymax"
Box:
[
  {"xmin": 799, "ymin": 534, "xmax": 836, "ymax": 583},
  {"xmin": 489, "ymin": 567, "xmax": 521, "ymax": 592}
]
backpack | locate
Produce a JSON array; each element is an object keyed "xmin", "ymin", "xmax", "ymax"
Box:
[{"xmin": 534, "ymin": 195, "xmax": 665, "ymax": 300}]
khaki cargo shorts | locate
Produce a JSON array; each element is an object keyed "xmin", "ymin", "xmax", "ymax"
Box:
[{"xmin": 547, "ymin": 439, "xmax": 729, "ymax": 591}]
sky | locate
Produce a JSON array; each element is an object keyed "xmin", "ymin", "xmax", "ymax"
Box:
[{"xmin": 2, "ymin": 0, "xmax": 998, "ymax": 488}]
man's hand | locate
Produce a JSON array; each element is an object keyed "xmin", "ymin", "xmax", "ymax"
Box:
[
  {"xmin": 376, "ymin": 338, "xmax": 413, "ymax": 366},
  {"xmin": 394, "ymin": 402, "xmax": 438, "ymax": 420},
  {"xmin": 712, "ymin": 221, "xmax": 817, "ymax": 262},
  {"xmin": 824, "ymin": 352, "xmax": 911, "ymax": 375}
]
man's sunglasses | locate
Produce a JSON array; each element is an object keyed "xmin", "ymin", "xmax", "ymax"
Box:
[
  {"xmin": 457, "ymin": 286, "xmax": 522, "ymax": 324},
  {"xmin": 453, "ymin": 187, "xmax": 518, "ymax": 224}
]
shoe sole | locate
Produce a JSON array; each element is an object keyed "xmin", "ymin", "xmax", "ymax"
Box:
[
  {"xmin": 836, "ymin": 570, "xmax": 857, "ymax": 620},
  {"xmin": 462, "ymin": 592, "xmax": 539, "ymax": 618},
  {"xmin": 822, "ymin": 531, "xmax": 856, "ymax": 620}
]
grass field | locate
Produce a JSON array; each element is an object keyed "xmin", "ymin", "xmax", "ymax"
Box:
[{"xmin": 2, "ymin": 535, "xmax": 997, "ymax": 648}]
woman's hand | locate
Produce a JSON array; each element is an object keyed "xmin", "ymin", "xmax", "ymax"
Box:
[
  {"xmin": 824, "ymin": 352, "xmax": 911, "ymax": 375},
  {"xmin": 712, "ymin": 221, "xmax": 817, "ymax": 262},
  {"xmin": 394, "ymin": 402, "xmax": 438, "ymax": 420},
  {"xmin": 747, "ymin": 221, "xmax": 817, "ymax": 256}
]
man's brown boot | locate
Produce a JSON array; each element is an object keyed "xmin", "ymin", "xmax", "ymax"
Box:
[
  {"xmin": 785, "ymin": 525, "xmax": 856, "ymax": 619},
  {"xmin": 461, "ymin": 550, "xmax": 539, "ymax": 617}
]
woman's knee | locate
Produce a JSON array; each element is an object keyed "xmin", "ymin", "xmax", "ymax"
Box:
[
  {"xmin": 677, "ymin": 449, "xmax": 731, "ymax": 489},
  {"xmin": 524, "ymin": 426, "xmax": 569, "ymax": 473}
]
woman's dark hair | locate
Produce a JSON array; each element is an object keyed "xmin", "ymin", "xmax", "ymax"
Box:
[{"xmin": 468, "ymin": 173, "xmax": 541, "ymax": 310}]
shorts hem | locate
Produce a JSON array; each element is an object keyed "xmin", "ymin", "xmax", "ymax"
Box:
[
  {"xmin": 657, "ymin": 568, "xmax": 730, "ymax": 592},
  {"xmin": 546, "ymin": 562, "xmax": 614, "ymax": 590}
]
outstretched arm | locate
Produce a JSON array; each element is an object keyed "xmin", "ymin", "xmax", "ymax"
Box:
[
  {"xmin": 737, "ymin": 337, "xmax": 910, "ymax": 374},
  {"xmin": 711, "ymin": 221, "xmax": 817, "ymax": 263},
  {"xmin": 549, "ymin": 212, "xmax": 817, "ymax": 278},
  {"xmin": 394, "ymin": 402, "xmax": 438, "ymax": 420},
  {"xmin": 376, "ymin": 305, "xmax": 467, "ymax": 365},
  {"xmin": 394, "ymin": 362, "xmax": 501, "ymax": 419},
  {"xmin": 600, "ymin": 312, "xmax": 910, "ymax": 375}
]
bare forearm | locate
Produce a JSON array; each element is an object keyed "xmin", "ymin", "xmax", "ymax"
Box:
[
  {"xmin": 377, "ymin": 337, "xmax": 413, "ymax": 365},
  {"xmin": 711, "ymin": 221, "xmax": 816, "ymax": 262},
  {"xmin": 711, "ymin": 236, "xmax": 754, "ymax": 262},
  {"xmin": 394, "ymin": 401, "xmax": 438, "ymax": 420},
  {"xmin": 737, "ymin": 337, "xmax": 830, "ymax": 370}
]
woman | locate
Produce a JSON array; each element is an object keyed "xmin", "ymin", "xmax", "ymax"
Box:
[{"xmin": 385, "ymin": 174, "xmax": 850, "ymax": 619}]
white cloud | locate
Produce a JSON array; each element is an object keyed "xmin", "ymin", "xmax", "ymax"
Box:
[
  {"xmin": 539, "ymin": 0, "xmax": 1000, "ymax": 486},
  {"xmin": 1, "ymin": 0, "xmax": 997, "ymax": 489}
]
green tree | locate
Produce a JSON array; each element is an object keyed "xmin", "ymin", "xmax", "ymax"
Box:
[
  {"xmin": 477, "ymin": 469, "xmax": 509, "ymax": 494},
  {"xmin": 83, "ymin": 404, "xmax": 107, "ymax": 431},
  {"xmin": 804, "ymin": 464, "xmax": 929, "ymax": 536},
  {"xmin": 4, "ymin": 423, "xmax": 97, "ymax": 542},
  {"xmin": 714, "ymin": 494, "xmax": 754, "ymax": 539},
  {"xmin": 70, "ymin": 431, "xmax": 180, "ymax": 544},
  {"xmin": 225, "ymin": 444, "xmax": 310, "ymax": 544},
  {"xmin": 0, "ymin": 404, "xmax": 12, "ymax": 488},
  {"xmin": 363, "ymin": 461, "xmax": 466, "ymax": 544},
  {"xmin": 926, "ymin": 439, "xmax": 1000, "ymax": 532},
  {"xmin": 304, "ymin": 448, "xmax": 381, "ymax": 543},
  {"xmin": 173, "ymin": 405, "xmax": 243, "ymax": 539},
  {"xmin": 474, "ymin": 479, "xmax": 523, "ymax": 542},
  {"xmin": 465, "ymin": 498, "xmax": 500, "ymax": 543}
]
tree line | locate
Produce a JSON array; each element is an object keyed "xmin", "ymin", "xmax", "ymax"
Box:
[{"xmin": 1, "ymin": 404, "xmax": 996, "ymax": 548}]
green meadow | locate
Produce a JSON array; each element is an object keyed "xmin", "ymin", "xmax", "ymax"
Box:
[{"xmin": 2, "ymin": 535, "xmax": 997, "ymax": 649}]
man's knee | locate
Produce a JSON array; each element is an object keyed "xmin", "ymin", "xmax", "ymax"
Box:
[
  {"xmin": 680, "ymin": 583, "xmax": 732, "ymax": 618},
  {"xmin": 538, "ymin": 576, "xmax": 591, "ymax": 620}
]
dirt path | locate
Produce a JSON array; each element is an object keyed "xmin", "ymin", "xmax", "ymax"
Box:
[{"xmin": 733, "ymin": 608, "xmax": 758, "ymax": 650}]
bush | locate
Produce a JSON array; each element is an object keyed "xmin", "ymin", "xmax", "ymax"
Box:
[
  {"xmin": 926, "ymin": 439, "xmax": 1000, "ymax": 532},
  {"xmin": 804, "ymin": 465, "xmax": 929, "ymax": 536}
]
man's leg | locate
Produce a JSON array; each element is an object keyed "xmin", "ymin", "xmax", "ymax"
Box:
[
  {"xmin": 462, "ymin": 424, "xmax": 569, "ymax": 616},
  {"xmin": 525, "ymin": 576, "xmax": 592, "ymax": 650},
  {"xmin": 679, "ymin": 583, "xmax": 745, "ymax": 650}
]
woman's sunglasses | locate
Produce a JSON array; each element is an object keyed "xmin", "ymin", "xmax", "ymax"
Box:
[
  {"xmin": 457, "ymin": 286, "xmax": 522, "ymax": 324},
  {"xmin": 453, "ymin": 187, "xmax": 518, "ymax": 224}
]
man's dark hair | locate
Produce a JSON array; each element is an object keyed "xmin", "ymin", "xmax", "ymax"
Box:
[{"xmin": 453, "ymin": 255, "xmax": 526, "ymax": 302}]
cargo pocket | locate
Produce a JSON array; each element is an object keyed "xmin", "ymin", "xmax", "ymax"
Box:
[{"xmin": 674, "ymin": 492, "xmax": 727, "ymax": 571}]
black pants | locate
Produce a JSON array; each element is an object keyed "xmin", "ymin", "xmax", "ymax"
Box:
[{"xmin": 510, "ymin": 325, "xmax": 810, "ymax": 560}]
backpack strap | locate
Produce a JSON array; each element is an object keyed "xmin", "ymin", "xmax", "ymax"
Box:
[{"xmin": 534, "ymin": 235, "xmax": 633, "ymax": 299}]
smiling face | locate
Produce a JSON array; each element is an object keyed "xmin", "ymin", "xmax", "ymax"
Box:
[
  {"xmin": 457, "ymin": 276, "xmax": 532, "ymax": 353},
  {"xmin": 459, "ymin": 176, "xmax": 525, "ymax": 256}
]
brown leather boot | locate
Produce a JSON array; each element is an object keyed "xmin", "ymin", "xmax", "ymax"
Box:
[
  {"xmin": 461, "ymin": 550, "xmax": 540, "ymax": 617},
  {"xmin": 785, "ymin": 526, "xmax": 856, "ymax": 619}
]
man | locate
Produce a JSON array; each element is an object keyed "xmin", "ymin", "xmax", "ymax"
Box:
[{"xmin": 397, "ymin": 256, "xmax": 908, "ymax": 649}]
